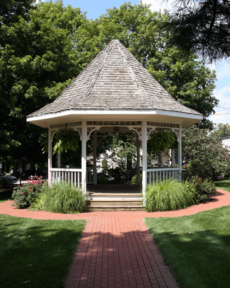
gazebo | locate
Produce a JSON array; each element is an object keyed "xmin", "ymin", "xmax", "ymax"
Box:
[{"xmin": 27, "ymin": 39, "xmax": 202, "ymax": 205}]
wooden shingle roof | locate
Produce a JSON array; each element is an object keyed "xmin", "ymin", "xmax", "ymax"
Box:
[{"xmin": 28, "ymin": 39, "xmax": 201, "ymax": 118}]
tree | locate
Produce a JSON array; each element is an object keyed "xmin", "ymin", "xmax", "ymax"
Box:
[
  {"xmin": 74, "ymin": 3, "xmax": 217, "ymax": 128},
  {"xmin": 211, "ymin": 123, "xmax": 230, "ymax": 139},
  {"xmin": 0, "ymin": 0, "xmax": 35, "ymax": 28},
  {"xmin": 183, "ymin": 126, "xmax": 229, "ymax": 179},
  {"xmin": 0, "ymin": 1, "xmax": 86, "ymax": 168},
  {"xmin": 166, "ymin": 0, "xmax": 230, "ymax": 62}
]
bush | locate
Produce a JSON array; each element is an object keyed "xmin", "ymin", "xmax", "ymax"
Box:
[
  {"xmin": 145, "ymin": 179, "xmax": 196, "ymax": 212},
  {"xmin": 12, "ymin": 185, "xmax": 38, "ymax": 209},
  {"xmin": 189, "ymin": 175, "xmax": 216, "ymax": 203},
  {"xmin": 97, "ymin": 175, "xmax": 108, "ymax": 184},
  {"xmin": 31, "ymin": 181, "xmax": 86, "ymax": 213},
  {"xmin": 12, "ymin": 176, "xmax": 44, "ymax": 209},
  {"xmin": 131, "ymin": 174, "xmax": 142, "ymax": 184}
]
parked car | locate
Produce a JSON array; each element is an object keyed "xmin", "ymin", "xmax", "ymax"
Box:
[{"xmin": 0, "ymin": 171, "xmax": 17, "ymax": 183}]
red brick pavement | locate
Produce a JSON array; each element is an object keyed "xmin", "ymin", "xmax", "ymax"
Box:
[{"xmin": 0, "ymin": 188, "xmax": 230, "ymax": 287}]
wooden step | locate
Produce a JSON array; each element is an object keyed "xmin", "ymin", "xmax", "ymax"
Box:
[
  {"xmin": 87, "ymin": 206, "xmax": 145, "ymax": 212},
  {"xmin": 86, "ymin": 199, "xmax": 143, "ymax": 207},
  {"xmin": 86, "ymin": 193, "xmax": 143, "ymax": 201}
]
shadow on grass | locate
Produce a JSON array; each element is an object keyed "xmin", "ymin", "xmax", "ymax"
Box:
[
  {"xmin": 0, "ymin": 215, "xmax": 85, "ymax": 288},
  {"xmin": 146, "ymin": 223, "xmax": 230, "ymax": 288}
]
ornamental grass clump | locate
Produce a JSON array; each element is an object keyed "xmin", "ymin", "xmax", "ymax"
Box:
[
  {"xmin": 31, "ymin": 181, "xmax": 86, "ymax": 213},
  {"xmin": 145, "ymin": 179, "xmax": 196, "ymax": 212}
]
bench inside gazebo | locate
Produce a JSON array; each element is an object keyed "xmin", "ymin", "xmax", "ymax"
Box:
[{"xmin": 27, "ymin": 39, "xmax": 202, "ymax": 210}]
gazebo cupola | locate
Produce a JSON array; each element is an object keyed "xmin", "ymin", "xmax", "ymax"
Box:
[{"xmin": 27, "ymin": 39, "xmax": 203, "ymax": 204}]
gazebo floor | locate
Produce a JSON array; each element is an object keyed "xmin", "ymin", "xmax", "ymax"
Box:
[{"xmin": 86, "ymin": 183, "xmax": 141, "ymax": 194}]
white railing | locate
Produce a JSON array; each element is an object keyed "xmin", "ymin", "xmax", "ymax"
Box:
[
  {"xmin": 147, "ymin": 168, "xmax": 181, "ymax": 184},
  {"xmin": 50, "ymin": 168, "xmax": 82, "ymax": 188}
]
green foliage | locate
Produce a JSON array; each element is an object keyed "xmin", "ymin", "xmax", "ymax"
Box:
[
  {"xmin": 53, "ymin": 130, "xmax": 79, "ymax": 155},
  {"xmin": 211, "ymin": 123, "xmax": 230, "ymax": 139},
  {"xmin": 167, "ymin": 0, "xmax": 230, "ymax": 62},
  {"xmin": 12, "ymin": 177, "xmax": 43, "ymax": 208},
  {"xmin": 108, "ymin": 167, "xmax": 125, "ymax": 183},
  {"xmin": 102, "ymin": 134, "xmax": 137, "ymax": 177},
  {"xmin": 183, "ymin": 126, "xmax": 229, "ymax": 179},
  {"xmin": 0, "ymin": 1, "xmax": 86, "ymax": 166},
  {"xmin": 148, "ymin": 130, "xmax": 177, "ymax": 153},
  {"xmin": 145, "ymin": 180, "xmax": 196, "ymax": 212},
  {"xmin": 31, "ymin": 181, "xmax": 86, "ymax": 213},
  {"xmin": 131, "ymin": 174, "xmax": 142, "ymax": 185},
  {"xmin": 97, "ymin": 175, "xmax": 108, "ymax": 184},
  {"xmin": 190, "ymin": 176, "xmax": 216, "ymax": 203}
]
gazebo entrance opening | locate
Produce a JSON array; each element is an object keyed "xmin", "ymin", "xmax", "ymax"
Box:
[{"xmin": 48, "ymin": 120, "xmax": 182, "ymax": 202}]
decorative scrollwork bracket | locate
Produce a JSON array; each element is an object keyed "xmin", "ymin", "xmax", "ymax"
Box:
[
  {"xmin": 171, "ymin": 128, "xmax": 180, "ymax": 142},
  {"xmin": 87, "ymin": 126, "xmax": 102, "ymax": 141},
  {"xmin": 128, "ymin": 127, "xmax": 142, "ymax": 141}
]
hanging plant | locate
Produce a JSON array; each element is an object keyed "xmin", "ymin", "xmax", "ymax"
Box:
[
  {"xmin": 148, "ymin": 130, "xmax": 177, "ymax": 153},
  {"xmin": 42, "ymin": 129, "xmax": 79, "ymax": 155}
]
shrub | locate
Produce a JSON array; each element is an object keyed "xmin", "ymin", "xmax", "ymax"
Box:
[
  {"xmin": 12, "ymin": 176, "xmax": 44, "ymax": 209},
  {"xmin": 189, "ymin": 175, "xmax": 216, "ymax": 203},
  {"xmin": 12, "ymin": 185, "xmax": 38, "ymax": 209},
  {"xmin": 145, "ymin": 179, "xmax": 196, "ymax": 212},
  {"xmin": 31, "ymin": 181, "xmax": 86, "ymax": 213},
  {"xmin": 97, "ymin": 175, "xmax": 108, "ymax": 184},
  {"xmin": 131, "ymin": 174, "xmax": 142, "ymax": 184}
]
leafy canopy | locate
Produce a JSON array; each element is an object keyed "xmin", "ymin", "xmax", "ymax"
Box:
[
  {"xmin": 183, "ymin": 126, "xmax": 229, "ymax": 179},
  {"xmin": 211, "ymin": 123, "xmax": 230, "ymax": 139},
  {"xmin": 0, "ymin": 1, "xmax": 86, "ymax": 166}
]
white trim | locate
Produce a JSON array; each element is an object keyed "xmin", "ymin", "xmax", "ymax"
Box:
[
  {"xmin": 81, "ymin": 121, "xmax": 87, "ymax": 194},
  {"xmin": 48, "ymin": 127, "xmax": 52, "ymax": 186},
  {"xmin": 142, "ymin": 121, "xmax": 147, "ymax": 206},
  {"xmin": 50, "ymin": 168, "xmax": 82, "ymax": 172},
  {"xmin": 27, "ymin": 109, "xmax": 203, "ymax": 122},
  {"xmin": 147, "ymin": 168, "xmax": 180, "ymax": 172}
]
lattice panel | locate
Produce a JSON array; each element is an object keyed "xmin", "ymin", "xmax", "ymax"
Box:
[
  {"xmin": 50, "ymin": 122, "xmax": 82, "ymax": 129},
  {"xmin": 147, "ymin": 122, "xmax": 179, "ymax": 128},
  {"xmin": 87, "ymin": 121, "xmax": 142, "ymax": 126}
]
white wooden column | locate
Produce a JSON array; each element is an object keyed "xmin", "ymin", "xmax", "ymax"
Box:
[
  {"xmin": 142, "ymin": 121, "xmax": 147, "ymax": 206},
  {"xmin": 58, "ymin": 154, "xmax": 61, "ymax": 168},
  {"xmin": 81, "ymin": 121, "xmax": 87, "ymax": 194},
  {"xmin": 48, "ymin": 127, "xmax": 52, "ymax": 186},
  {"xmin": 136, "ymin": 133, "xmax": 140, "ymax": 184},
  {"xmin": 93, "ymin": 131, "xmax": 97, "ymax": 185},
  {"xmin": 178, "ymin": 126, "xmax": 182, "ymax": 181}
]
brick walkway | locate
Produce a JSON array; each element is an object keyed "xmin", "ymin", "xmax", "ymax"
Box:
[{"xmin": 0, "ymin": 189, "xmax": 230, "ymax": 287}]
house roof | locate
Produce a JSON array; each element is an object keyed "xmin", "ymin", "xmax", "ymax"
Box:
[{"xmin": 27, "ymin": 39, "xmax": 202, "ymax": 118}]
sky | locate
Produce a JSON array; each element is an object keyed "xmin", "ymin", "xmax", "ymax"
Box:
[{"xmin": 48, "ymin": 0, "xmax": 230, "ymax": 127}]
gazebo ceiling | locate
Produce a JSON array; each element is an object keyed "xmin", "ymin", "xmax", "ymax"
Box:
[{"xmin": 27, "ymin": 39, "xmax": 203, "ymax": 128}]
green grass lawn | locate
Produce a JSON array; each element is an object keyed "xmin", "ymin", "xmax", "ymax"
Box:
[
  {"xmin": 214, "ymin": 179, "xmax": 230, "ymax": 192},
  {"xmin": 0, "ymin": 215, "xmax": 86, "ymax": 288},
  {"xmin": 0, "ymin": 189, "xmax": 13, "ymax": 202},
  {"xmin": 145, "ymin": 206, "xmax": 230, "ymax": 288}
]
